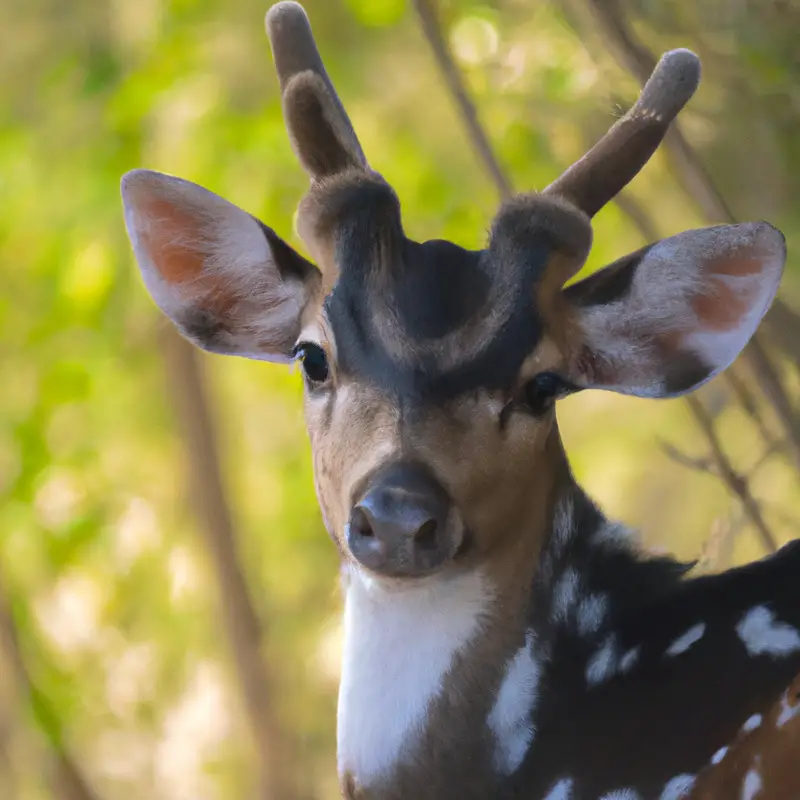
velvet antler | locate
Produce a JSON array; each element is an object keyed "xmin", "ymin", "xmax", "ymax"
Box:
[
  {"xmin": 544, "ymin": 49, "xmax": 700, "ymax": 217},
  {"xmin": 265, "ymin": 1, "xmax": 368, "ymax": 179}
]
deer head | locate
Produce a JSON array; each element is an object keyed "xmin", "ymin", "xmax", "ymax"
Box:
[{"xmin": 121, "ymin": 1, "xmax": 784, "ymax": 586}]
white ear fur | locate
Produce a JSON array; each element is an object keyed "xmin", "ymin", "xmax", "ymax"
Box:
[
  {"xmin": 121, "ymin": 169, "xmax": 318, "ymax": 362},
  {"xmin": 565, "ymin": 222, "xmax": 786, "ymax": 398}
]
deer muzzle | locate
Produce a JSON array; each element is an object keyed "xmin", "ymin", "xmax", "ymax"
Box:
[{"xmin": 346, "ymin": 462, "xmax": 465, "ymax": 578}]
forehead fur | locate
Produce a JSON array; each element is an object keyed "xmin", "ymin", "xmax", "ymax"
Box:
[{"xmin": 299, "ymin": 174, "xmax": 592, "ymax": 400}]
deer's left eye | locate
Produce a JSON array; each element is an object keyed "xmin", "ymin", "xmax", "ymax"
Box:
[
  {"xmin": 293, "ymin": 342, "xmax": 330, "ymax": 385},
  {"xmin": 523, "ymin": 372, "xmax": 570, "ymax": 416}
]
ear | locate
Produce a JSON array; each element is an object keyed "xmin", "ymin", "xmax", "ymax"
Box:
[
  {"xmin": 561, "ymin": 222, "xmax": 786, "ymax": 397},
  {"xmin": 120, "ymin": 169, "xmax": 321, "ymax": 362}
]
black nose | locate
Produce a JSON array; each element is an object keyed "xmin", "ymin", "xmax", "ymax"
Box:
[{"xmin": 346, "ymin": 463, "xmax": 461, "ymax": 577}]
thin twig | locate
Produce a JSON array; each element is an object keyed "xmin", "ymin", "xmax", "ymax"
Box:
[
  {"xmin": 759, "ymin": 299, "xmax": 800, "ymax": 376},
  {"xmin": 158, "ymin": 325, "xmax": 298, "ymax": 800},
  {"xmin": 0, "ymin": 584, "xmax": 101, "ymax": 800},
  {"xmin": 696, "ymin": 517, "xmax": 729, "ymax": 572},
  {"xmin": 659, "ymin": 440, "xmax": 714, "ymax": 474},
  {"xmin": 412, "ymin": 0, "xmax": 513, "ymax": 199},
  {"xmin": 696, "ymin": 513, "xmax": 743, "ymax": 574},
  {"xmin": 724, "ymin": 368, "xmax": 774, "ymax": 448},
  {"xmin": 746, "ymin": 335, "xmax": 800, "ymax": 471},
  {"xmin": 685, "ymin": 395, "xmax": 779, "ymax": 553},
  {"xmin": 661, "ymin": 429, "xmax": 784, "ymax": 488},
  {"xmin": 746, "ymin": 438, "xmax": 787, "ymax": 478}
]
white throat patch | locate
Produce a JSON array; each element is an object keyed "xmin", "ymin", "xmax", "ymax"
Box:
[{"xmin": 337, "ymin": 566, "xmax": 493, "ymax": 786}]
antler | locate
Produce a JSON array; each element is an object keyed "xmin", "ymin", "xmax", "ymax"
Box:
[
  {"xmin": 265, "ymin": 2, "xmax": 368, "ymax": 179},
  {"xmin": 544, "ymin": 49, "xmax": 700, "ymax": 218}
]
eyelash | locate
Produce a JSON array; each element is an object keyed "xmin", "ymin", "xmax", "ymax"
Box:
[
  {"xmin": 521, "ymin": 372, "xmax": 579, "ymax": 416},
  {"xmin": 292, "ymin": 342, "xmax": 330, "ymax": 385}
]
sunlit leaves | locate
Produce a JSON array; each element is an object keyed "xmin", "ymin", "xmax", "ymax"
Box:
[
  {"xmin": 1, "ymin": 0, "xmax": 799, "ymax": 796},
  {"xmin": 344, "ymin": 0, "xmax": 406, "ymax": 28}
]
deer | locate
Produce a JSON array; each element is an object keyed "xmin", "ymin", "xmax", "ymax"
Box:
[{"xmin": 119, "ymin": 2, "xmax": 800, "ymax": 798}]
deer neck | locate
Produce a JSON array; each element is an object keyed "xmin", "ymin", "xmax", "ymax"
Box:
[{"xmin": 336, "ymin": 460, "xmax": 628, "ymax": 799}]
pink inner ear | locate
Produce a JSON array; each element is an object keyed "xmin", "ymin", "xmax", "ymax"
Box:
[
  {"xmin": 691, "ymin": 253, "xmax": 767, "ymax": 333},
  {"xmin": 136, "ymin": 196, "xmax": 242, "ymax": 321},
  {"xmin": 138, "ymin": 198, "xmax": 207, "ymax": 284}
]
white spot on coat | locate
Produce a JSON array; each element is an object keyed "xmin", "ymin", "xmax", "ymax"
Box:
[
  {"xmin": 577, "ymin": 593, "xmax": 609, "ymax": 638},
  {"xmin": 551, "ymin": 496, "xmax": 574, "ymax": 558},
  {"xmin": 543, "ymin": 777, "xmax": 574, "ymax": 800},
  {"xmin": 586, "ymin": 634, "xmax": 619, "ymax": 687},
  {"xmin": 337, "ymin": 567, "xmax": 491, "ymax": 785},
  {"xmin": 665, "ymin": 623, "xmax": 706, "ymax": 657},
  {"xmin": 551, "ymin": 569, "xmax": 581, "ymax": 625},
  {"xmin": 742, "ymin": 713, "xmax": 762, "ymax": 733},
  {"xmin": 488, "ymin": 630, "xmax": 542, "ymax": 775},
  {"xmin": 659, "ymin": 773, "xmax": 695, "ymax": 800},
  {"xmin": 777, "ymin": 690, "xmax": 800, "ymax": 727},
  {"xmin": 736, "ymin": 605, "xmax": 800, "ymax": 658},
  {"xmin": 741, "ymin": 768, "xmax": 762, "ymax": 800},
  {"xmin": 620, "ymin": 646, "xmax": 641, "ymax": 674},
  {"xmin": 711, "ymin": 746, "xmax": 728, "ymax": 765},
  {"xmin": 591, "ymin": 520, "xmax": 632, "ymax": 548}
]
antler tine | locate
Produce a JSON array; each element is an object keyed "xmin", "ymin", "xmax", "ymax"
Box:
[
  {"xmin": 544, "ymin": 49, "xmax": 700, "ymax": 218},
  {"xmin": 265, "ymin": 2, "xmax": 367, "ymax": 176}
]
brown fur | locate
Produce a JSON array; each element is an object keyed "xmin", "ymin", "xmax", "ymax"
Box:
[
  {"xmin": 296, "ymin": 169, "xmax": 400, "ymax": 269},
  {"xmin": 692, "ymin": 669, "xmax": 800, "ymax": 798},
  {"xmin": 302, "ymin": 290, "xmax": 568, "ymax": 567}
]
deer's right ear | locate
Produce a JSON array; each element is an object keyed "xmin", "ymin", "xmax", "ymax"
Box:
[
  {"xmin": 121, "ymin": 169, "xmax": 321, "ymax": 362},
  {"xmin": 559, "ymin": 222, "xmax": 786, "ymax": 398}
]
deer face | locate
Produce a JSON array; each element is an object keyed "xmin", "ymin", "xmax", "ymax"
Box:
[
  {"xmin": 292, "ymin": 172, "xmax": 592, "ymax": 579},
  {"xmin": 120, "ymin": 2, "xmax": 786, "ymax": 581}
]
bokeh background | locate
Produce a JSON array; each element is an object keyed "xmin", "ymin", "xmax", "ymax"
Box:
[{"xmin": 2, "ymin": 0, "xmax": 800, "ymax": 797}]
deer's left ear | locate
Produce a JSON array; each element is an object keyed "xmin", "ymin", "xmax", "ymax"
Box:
[
  {"xmin": 560, "ymin": 222, "xmax": 786, "ymax": 398},
  {"xmin": 121, "ymin": 169, "xmax": 321, "ymax": 363}
]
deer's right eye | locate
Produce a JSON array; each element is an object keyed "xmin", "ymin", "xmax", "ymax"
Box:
[
  {"xmin": 523, "ymin": 371, "xmax": 572, "ymax": 416},
  {"xmin": 294, "ymin": 342, "xmax": 330, "ymax": 385}
]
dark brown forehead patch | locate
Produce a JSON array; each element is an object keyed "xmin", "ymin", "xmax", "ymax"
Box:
[
  {"xmin": 320, "ymin": 185, "xmax": 557, "ymax": 401},
  {"xmin": 392, "ymin": 240, "xmax": 489, "ymax": 340}
]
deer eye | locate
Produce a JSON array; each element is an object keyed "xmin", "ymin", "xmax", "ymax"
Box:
[
  {"xmin": 293, "ymin": 342, "xmax": 330, "ymax": 385},
  {"xmin": 523, "ymin": 371, "xmax": 570, "ymax": 416}
]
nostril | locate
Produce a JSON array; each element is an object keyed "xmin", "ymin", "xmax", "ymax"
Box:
[
  {"xmin": 414, "ymin": 519, "xmax": 439, "ymax": 549},
  {"xmin": 350, "ymin": 506, "xmax": 374, "ymax": 538}
]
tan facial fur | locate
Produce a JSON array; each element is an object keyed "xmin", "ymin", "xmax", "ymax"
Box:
[{"xmin": 300, "ymin": 310, "xmax": 567, "ymax": 575}]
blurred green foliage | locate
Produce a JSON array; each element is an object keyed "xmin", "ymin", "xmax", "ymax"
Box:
[{"xmin": 1, "ymin": 0, "xmax": 799, "ymax": 797}]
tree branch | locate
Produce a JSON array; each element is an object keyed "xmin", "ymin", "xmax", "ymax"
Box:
[
  {"xmin": 157, "ymin": 325, "xmax": 297, "ymax": 800},
  {"xmin": 412, "ymin": 0, "xmax": 513, "ymax": 199},
  {"xmin": 0, "ymin": 584, "xmax": 101, "ymax": 800},
  {"xmin": 685, "ymin": 395, "xmax": 779, "ymax": 554},
  {"xmin": 724, "ymin": 368, "xmax": 774, "ymax": 450},
  {"xmin": 696, "ymin": 514, "xmax": 742, "ymax": 574}
]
